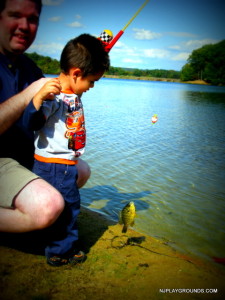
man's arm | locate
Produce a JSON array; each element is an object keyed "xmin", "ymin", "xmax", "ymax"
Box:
[{"xmin": 0, "ymin": 78, "xmax": 50, "ymax": 135}]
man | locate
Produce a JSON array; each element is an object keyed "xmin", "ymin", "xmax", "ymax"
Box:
[{"xmin": 0, "ymin": 0, "xmax": 90, "ymax": 234}]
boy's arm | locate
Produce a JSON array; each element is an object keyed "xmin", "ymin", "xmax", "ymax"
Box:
[
  {"xmin": 23, "ymin": 78, "xmax": 61, "ymax": 131},
  {"xmin": 23, "ymin": 101, "xmax": 46, "ymax": 131}
]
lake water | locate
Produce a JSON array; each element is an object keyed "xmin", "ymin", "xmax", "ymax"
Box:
[{"xmin": 47, "ymin": 75, "xmax": 225, "ymax": 261}]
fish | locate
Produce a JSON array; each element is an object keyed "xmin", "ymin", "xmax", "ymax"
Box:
[{"xmin": 119, "ymin": 201, "xmax": 136, "ymax": 233}]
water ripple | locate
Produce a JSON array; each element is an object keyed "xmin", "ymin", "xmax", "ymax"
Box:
[{"xmin": 81, "ymin": 78, "xmax": 225, "ymax": 260}]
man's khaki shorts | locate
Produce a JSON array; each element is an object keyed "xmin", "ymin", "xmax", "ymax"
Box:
[{"xmin": 0, "ymin": 158, "xmax": 39, "ymax": 208}]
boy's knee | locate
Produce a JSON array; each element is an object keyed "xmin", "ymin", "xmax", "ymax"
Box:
[
  {"xmin": 77, "ymin": 159, "xmax": 91, "ymax": 188},
  {"xmin": 83, "ymin": 162, "xmax": 91, "ymax": 180}
]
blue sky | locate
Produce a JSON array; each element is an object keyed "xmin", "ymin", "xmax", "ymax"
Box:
[{"xmin": 28, "ymin": 0, "xmax": 225, "ymax": 71}]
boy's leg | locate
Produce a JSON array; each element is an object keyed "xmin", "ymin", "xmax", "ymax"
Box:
[
  {"xmin": 32, "ymin": 161, "xmax": 84, "ymax": 263},
  {"xmin": 76, "ymin": 158, "xmax": 91, "ymax": 188},
  {"xmin": 45, "ymin": 194, "xmax": 81, "ymax": 257}
]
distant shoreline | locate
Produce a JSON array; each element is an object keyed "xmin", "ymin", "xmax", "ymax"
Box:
[
  {"xmin": 46, "ymin": 73, "xmax": 211, "ymax": 86},
  {"xmin": 103, "ymin": 74, "xmax": 209, "ymax": 85}
]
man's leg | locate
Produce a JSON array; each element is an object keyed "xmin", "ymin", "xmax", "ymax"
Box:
[
  {"xmin": 76, "ymin": 158, "xmax": 91, "ymax": 188},
  {"xmin": 0, "ymin": 157, "xmax": 89, "ymax": 233},
  {"xmin": 0, "ymin": 158, "xmax": 65, "ymax": 233},
  {"xmin": 0, "ymin": 178, "xmax": 64, "ymax": 233}
]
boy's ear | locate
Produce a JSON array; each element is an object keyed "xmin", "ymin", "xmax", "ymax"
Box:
[{"xmin": 70, "ymin": 68, "xmax": 82, "ymax": 78}]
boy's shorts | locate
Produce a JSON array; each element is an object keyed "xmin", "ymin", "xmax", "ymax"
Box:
[{"xmin": 0, "ymin": 158, "xmax": 39, "ymax": 208}]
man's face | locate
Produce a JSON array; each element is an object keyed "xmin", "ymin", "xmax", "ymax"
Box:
[{"xmin": 0, "ymin": 0, "xmax": 40, "ymax": 55}]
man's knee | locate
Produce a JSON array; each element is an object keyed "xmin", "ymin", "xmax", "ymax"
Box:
[
  {"xmin": 16, "ymin": 178, "xmax": 65, "ymax": 230},
  {"xmin": 37, "ymin": 189, "xmax": 64, "ymax": 229}
]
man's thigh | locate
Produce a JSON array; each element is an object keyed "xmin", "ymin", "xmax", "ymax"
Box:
[{"xmin": 0, "ymin": 158, "xmax": 39, "ymax": 208}]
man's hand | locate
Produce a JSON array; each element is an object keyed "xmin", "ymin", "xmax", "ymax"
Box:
[
  {"xmin": 32, "ymin": 78, "xmax": 62, "ymax": 110},
  {"xmin": 0, "ymin": 77, "xmax": 59, "ymax": 135}
]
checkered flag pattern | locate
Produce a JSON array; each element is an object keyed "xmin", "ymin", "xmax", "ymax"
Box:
[{"xmin": 99, "ymin": 31, "xmax": 113, "ymax": 43}]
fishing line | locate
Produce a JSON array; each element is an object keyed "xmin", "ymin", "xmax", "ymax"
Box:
[
  {"xmin": 110, "ymin": 235, "xmax": 195, "ymax": 265},
  {"xmin": 105, "ymin": 0, "xmax": 150, "ymax": 52}
]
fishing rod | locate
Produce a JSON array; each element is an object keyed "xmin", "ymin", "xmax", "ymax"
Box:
[{"xmin": 104, "ymin": 0, "xmax": 150, "ymax": 52}]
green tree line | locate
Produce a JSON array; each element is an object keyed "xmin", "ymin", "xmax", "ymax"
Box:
[
  {"xmin": 105, "ymin": 66, "xmax": 180, "ymax": 79},
  {"xmin": 25, "ymin": 52, "xmax": 60, "ymax": 74},
  {"xmin": 25, "ymin": 52, "xmax": 180, "ymax": 79},
  {"xmin": 180, "ymin": 40, "xmax": 225, "ymax": 85},
  {"xmin": 26, "ymin": 39, "xmax": 225, "ymax": 85}
]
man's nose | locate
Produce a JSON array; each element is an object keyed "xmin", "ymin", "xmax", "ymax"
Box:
[{"xmin": 18, "ymin": 18, "xmax": 29, "ymax": 30}]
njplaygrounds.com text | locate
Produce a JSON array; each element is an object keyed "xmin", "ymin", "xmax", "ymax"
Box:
[{"xmin": 159, "ymin": 288, "xmax": 218, "ymax": 294}]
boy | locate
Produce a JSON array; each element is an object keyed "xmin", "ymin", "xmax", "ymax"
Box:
[{"xmin": 24, "ymin": 34, "xmax": 110, "ymax": 266}]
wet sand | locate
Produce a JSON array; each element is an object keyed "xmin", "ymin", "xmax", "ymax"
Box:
[{"xmin": 0, "ymin": 207, "xmax": 225, "ymax": 300}]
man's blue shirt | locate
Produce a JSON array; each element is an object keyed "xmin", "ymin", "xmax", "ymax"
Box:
[{"xmin": 0, "ymin": 53, "xmax": 43, "ymax": 169}]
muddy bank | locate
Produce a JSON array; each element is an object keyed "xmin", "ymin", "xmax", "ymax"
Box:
[{"xmin": 0, "ymin": 207, "xmax": 225, "ymax": 300}]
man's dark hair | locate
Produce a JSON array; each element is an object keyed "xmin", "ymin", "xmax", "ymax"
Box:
[
  {"xmin": 60, "ymin": 34, "xmax": 110, "ymax": 77},
  {"xmin": 0, "ymin": 0, "xmax": 42, "ymax": 14}
]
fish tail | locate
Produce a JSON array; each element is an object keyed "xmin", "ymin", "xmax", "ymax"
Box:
[{"xmin": 122, "ymin": 225, "xmax": 128, "ymax": 233}]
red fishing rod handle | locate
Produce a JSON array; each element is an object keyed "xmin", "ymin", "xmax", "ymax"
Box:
[{"xmin": 105, "ymin": 30, "xmax": 124, "ymax": 52}]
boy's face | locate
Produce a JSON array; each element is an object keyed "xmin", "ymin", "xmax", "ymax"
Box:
[
  {"xmin": 0, "ymin": 0, "xmax": 40, "ymax": 56},
  {"xmin": 73, "ymin": 71, "xmax": 104, "ymax": 95}
]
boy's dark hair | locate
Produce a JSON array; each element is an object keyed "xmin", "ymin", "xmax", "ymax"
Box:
[
  {"xmin": 0, "ymin": 0, "xmax": 42, "ymax": 14},
  {"xmin": 60, "ymin": 34, "xmax": 110, "ymax": 77}
]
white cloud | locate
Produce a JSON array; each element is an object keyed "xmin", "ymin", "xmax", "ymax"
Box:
[
  {"xmin": 133, "ymin": 28, "xmax": 162, "ymax": 40},
  {"xmin": 67, "ymin": 21, "xmax": 83, "ymax": 28},
  {"xmin": 123, "ymin": 58, "xmax": 142, "ymax": 64},
  {"xmin": 48, "ymin": 16, "xmax": 62, "ymax": 22},
  {"xmin": 28, "ymin": 42, "xmax": 64, "ymax": 57},
  {"xmin": 143, "ymin": 48, "xmax": 170, "ymax": 58},
  {"xmin": 113, "ymin": 46, "xmax": 139, "ymax": 57},
  {"xmin": 167, "ymin": 32, "xmax": 197, "ymax": 38},
  {"xmin": 169, "ymin": 45, "xmax": 181, "ymax": 50},
  {"xmin": 67, "ymin": 14, "xmax": 84, "ymax": 28},
  {"xmin": 113, "ymin": 44, "xmax": 174, "ymax": 66},
  {"xmin": 113, "ymin": 40, "xmax": 125, "ymax": 48},
  {"xmin": 170, "ymin": 38, "xmax": 219, "ymax": 52},
  {"xmin": 172, "ymin": 52, "xmax": 190, "ymax": 61},
  {"xmin": 184, "ymin": 39, "xmax": 218, "ymax": 49},
  {"xmin": 42, "ymin": 0, "xmax": 64, "ymax": 5},
  {"xmin": 117, "ymin": 44, "xmax": 190, "ymax": 64}
]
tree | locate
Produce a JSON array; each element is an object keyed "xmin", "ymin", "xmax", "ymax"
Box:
[
  {"xmin": 181, "ymin": 40, "xmax": 225, "ymax": 85},
  {"xmin": 25, "ymin": 52, "xmax": 60, "ymax": 74},
  {"xmin": 180, "ymin": 64, "xmax": 197, "ymax": 81}
]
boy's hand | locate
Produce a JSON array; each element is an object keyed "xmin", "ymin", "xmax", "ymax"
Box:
[{"xmin": 33, "ymin": 78, "xmax": 62, "ymax": 110}]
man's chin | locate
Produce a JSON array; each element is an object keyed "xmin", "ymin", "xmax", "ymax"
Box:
[
  {"xmin": 11, "ymin": 47, "xmax": 29, "ymax": 55},
  {"xmin": 11, "ymin": 42, "xmax": 31, "ymax": 54},
  {"xmin": 4, "ymin": 46, "xmax": 28, "ymax": 58}
]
